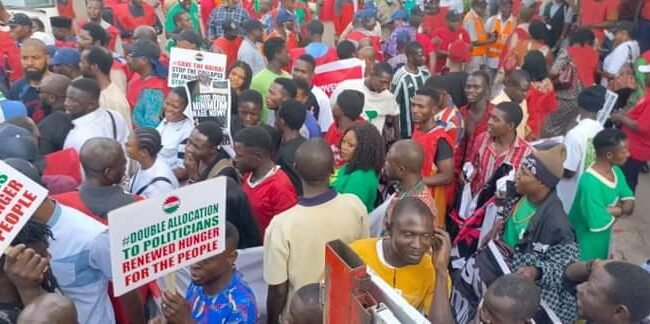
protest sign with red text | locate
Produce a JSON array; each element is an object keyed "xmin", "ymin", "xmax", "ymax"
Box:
[
  {"xmin": 108, "ymin": 177, "xmax": 226, "ymax": 296},
  {"xmin": 312, "ymin": 58, "xmax": 365, "ymax": 97},
  {"xmin": 168, "ymin": 48, "xmax": 228, "ymax": 87}
]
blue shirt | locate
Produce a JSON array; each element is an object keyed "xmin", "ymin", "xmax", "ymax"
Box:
[
  {"xmin": 207, "ymin": 5, "xmax": 251, "ymax": 40},
  {"xmin": 304, "ymin": 111, "xmax": 322, "ymax": 139},
  {"xmin": 185, "ymin": 271, "xmax": 257, "ymax": 323}
]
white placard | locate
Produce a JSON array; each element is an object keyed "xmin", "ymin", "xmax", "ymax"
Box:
[
  {"xmin": 598, "ymin": 90, "xmax": 619, "ymax": 125},
  {"xmin": 0, "ymin": 160, "xmax": 48, "ymax": 253},
  {"xmin": 168, "ymin": 47, "xmax": 227, "ymax": 87},
  {"xmin": 108, "ymin": 177, "xmax": 227, "ymax": 296}
]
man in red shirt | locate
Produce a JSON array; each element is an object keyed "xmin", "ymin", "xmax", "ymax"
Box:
[
  {"xmin": 50, "ymin": 16, "xmax": 78, "ymax": 49},
  {"xmin": 431, "ymin": 11, "xmax": 471, "ymax": 74},
  {"xmin": 113, "ymin": 0, "xmax": 162, "ymax": 43},
  {"xmin": 234, "ymin": 125, "xmax": 298, "ymax": 232},
  {"xmin": 611, "ymin": 65, "xmax": 650, "ymax": 192},
  {"xmin": 457, "ymin": 71, "xmax": 493, "ymax": 170},
  {"xmin": 421, "ymin": 0, "xmax": 449, "ymax": 37},
  {"xmin": 78, "ymin": 0, "xmax": 122, "ymax": 54},
  {"xmin": 267, "ymin": 9, "xmax": 299, "ymax": 51},
  {"xmin": 212, "ymin": 20, "xmax": 242, "ymax": 69},
  {"xmin": 579, "ymin": 0, "xmax": 618, "ymax": 45}
]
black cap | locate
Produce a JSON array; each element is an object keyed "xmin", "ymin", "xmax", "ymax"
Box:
[
  {"xmin": 50, "ymin": 16, "xmax": 73, "ymax": 29},
  {"xmin": 172, "ymin": 29, "xmax": 203, "ymax": 48},
  {"xmin": 0, "ymin": 124, "xmax": 36, "ymax": 162},
  {"xmin": 128, "ymin": 39, "xmax": 161, "ymax": 60},
  {"xmin": 242, "ymin": 19, "xmax": 264, "ymax": 33},
  {"xmin": 613, "ymin": 21, "xmax": 635, "ymax": 35},
  {"xmin": 222, "ymin": 19, "xmax": 238, "ymax": 33},
  {"xmin": 8, "ymin": 13, "xmax": 32, "ymax": 27},
  {"xmin": 578, "ymin": 85, "xmax": 606, "ymax": 112}
]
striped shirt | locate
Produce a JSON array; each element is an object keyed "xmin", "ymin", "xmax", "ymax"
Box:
[{"xmin": 392, "ymin": 66, "xmax": 430, "ymax": 139}]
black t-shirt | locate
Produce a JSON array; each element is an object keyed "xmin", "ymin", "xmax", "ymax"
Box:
[
  {"xmin": 435, "ymin": 138, "xmax": 453, "ymax": 161},
  {"xmin": 443, "ymin": 71, "xmax": 469, "ymax": 108},
  {"xmin": 8, "ymin": 78, "xmax": 45, "ymax": 122}
]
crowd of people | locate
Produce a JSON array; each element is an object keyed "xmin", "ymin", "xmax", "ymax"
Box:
[{"xmin": 0, "ymin": 0, "xmax": 649, "ymax": 322}]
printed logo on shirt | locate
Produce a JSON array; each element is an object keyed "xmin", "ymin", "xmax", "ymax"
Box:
[
  {"xmin": 532, "ymin": 242, "xmax": 550, "ymax": 254},
  {"xmin": 163, "ymin": 196, "xmax": 181, "ymax": 214}
]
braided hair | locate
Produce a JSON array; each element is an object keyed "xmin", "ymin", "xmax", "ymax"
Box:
[
  {"xmin": 134, "ymin": 127, "xmax": 162, "ymax": 158},
  {"xmin": 342, "ymin": 122, "xmax": 386, "ymax": 175},
  {"xmin": 10, "ymin": 220, "xmax": 58, "ymax": 293}
]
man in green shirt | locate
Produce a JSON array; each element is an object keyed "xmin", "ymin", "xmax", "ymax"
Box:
[
  {"xmin": 165, "ymin": 0, "xmax": 200, "ymax": 35},
  {"xmin": 250, "ymin": 37, "xmax": 291, "ymax": 125},
  {"xmin": 569, "ymin": 129, "xmax": 635, "ymax": 261}
]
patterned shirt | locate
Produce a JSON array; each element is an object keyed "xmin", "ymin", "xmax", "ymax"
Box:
[
  {"xmin": 383, "ymin": 181, "xmax": 437, "ymax": 236},
  {"xmin": 470, "ymin": 132, "xmax": 533, "ymax": 195},
  {"xmin": 434, "ymin": 106, "xmax": 464, "ymax": 145},
  {"xmin": 185, "ymin": 271, "xmax": 257, "ymax": 324},
  {"xmin": 208, "ymin": 5, "xmax": 251, "ymax": 40},
  {"xmin": 391, "ymin": 66, "xmax": 430, "ymax": 139}
]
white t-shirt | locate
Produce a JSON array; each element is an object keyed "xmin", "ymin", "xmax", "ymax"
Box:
[
  {"xmin": 312, "ymin": 86, "xmax": 334, "ymax": 131},
  {"xmin": 601, "ymin": 40, "xmax": 640, "ymax": 87},
  {"xmin": 330, "ymin": 79, "xmax": 399, "ymax": 134},
  {"xmin": 128, "ymin": 158, "xmax": 179, "ymax": 198},
  {"xmin": 557, "ymin": 118, "xmax": 603, "ymax": 213},
  {"xmin": 64, "ymin": 108, "xmax": 130, "ymax": 152},
  {"xmin": 48, "ymin": 203, "xmax": 115, "ymax": 324},
  {"xmin": 156, "ymin": 118, "xmax": 194, "ymax": 170}
]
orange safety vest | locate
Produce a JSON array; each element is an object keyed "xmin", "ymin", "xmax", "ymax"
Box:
[
  {"xmin": 487, "ymin": 16, "xmax": 515, "ymax": 59},
  {"xmin": 464, "ymin": 10, "xmax": 488, "ymax": 57}
]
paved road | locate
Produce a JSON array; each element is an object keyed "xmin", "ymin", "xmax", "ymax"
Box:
[{"xmin": 612, "ymin": 172, "xmax": 650, "ymax": 265}]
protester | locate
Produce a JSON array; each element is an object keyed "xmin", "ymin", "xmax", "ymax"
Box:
[
  {"xmin": 80, "ymin": 46, "xmax": 132, "ymax": 129},
  {"xmin": 267, "ymin": 9, "xmax": 298, "ymax": 51},
  {"xmin": 506, "ymin": 21, "xmax": 552, "ymax": 69},
  {"xmin": 336, "ymin": 40, "xmax": 356, "ymax": 59},
  {"xmin": 325, "ymin": 89, "xmax": 365, "ymax": 167},
  {"xmin": 567, "ymin": 28, "xmax": 599, "ymax": 87},
  {"xmin": 441, "ymin": 41, "xmax": 470, "ymax": 107},
  {"xmin": 603, "ymin": 21, "xmax": 640, "ymax": 110},
  {"xmin": 37, "ymin": 73, "xmax": 71, "ymax": 115},
  {"xmin": 50, "ymin": 48, "xmax": 81, "ymax": 80},
  {"xmin": 276, "ymin": 99, "xmax": 307, "ymax": 170},
  {"xmin": 477, "ymin": 274, "xmax": 540, "ymax": 324},
  {"xmin": 392, "ymin": 41, "xmax": 430, "ymax": 139},
  {"xmin": 283, "ymin": 283, "xmax": 323, "ymax": 324},
  {"xmin": 521, "ymin": 50, "xmax": 558, "ymax": 140},
  {"xmin": 8, "ymin": 39, "xmax": 51, "ymax": 123},
  {"xmin": 557, "ymin": 85, "xmax": 606, "ymax": 213},
  {"xmin": 332, "ymin": 122, "xmax": 385, "ymax": 212},
  {"xmin": 185, "ymin": 120, "xmax": 239, "ymax": 182},
  {"xmin": 164, "ymin": 0, "xmax": 200, "ymax": 34},
  {"xmin": 207, "ymin": 0, "xmax": 251, "ymax": 39},
  {"xmin": 383, "ymin": 139, "xmax": 437, "ymax": 230},
  {"xmin": 126, "ymin": 127, "xmax": 179, "ymax": 198},
  {"xmin": 234, "ymin": 125, "xmax": 297, "ymax": 232},
  {"xmin": 463, "ymin": 0, "xmax": 493, "ymax": 72},
  {"xmin": 411, "ymin": 87, "xmax": 455, "ymax": 226},
  {"xmin": 126, "ymin": 39, "xmax": 169, "ymax": 128},
  {"xmin": 485, "ymin": 0, "xmax": 515, "ymax": 74},
  {"xmin": 264, "ymin": 139, "xmax": 368, "ymax": 323},
  {"xmin": 238, "ymin": 19, "xmax": 266, "ymax": 75},
  {"xmin": 50, "ymin": 16, "xmax": 77, "ymax": 49},
  {"xmin": 431, "ymin": 11, "xmax": 471, "ymax": 74},
  {"xmin": 457, "ymin": 71, "xmax": 492, "ymax": 169},
  {"xmin": 212, "ymin": 20, "xmax": 243, "ymax": 68},
  {"xmin": 251, "ymin": 37, "xmax": 291, "ymax": 124},
  {"xmin": 80, "ymin": 0, "xmax": 122, "ymax": 54},
  {"xmin": 612, "ymin": 63, "xmax": 650, "ymax": 192},
  {"xmin": 292, "ymin": 20, "xmax": 337, "ymax": 65},
  {"xmin": 422, "ymin": 76, "xmax": 464, "ymax": 144},
  {"xmin": 229, "ymin": 60, "xmax": 253, "ymax": 115},
  {"xmin": 8, "ymin": 13, "xmax": 34, "ymax": 45},
  {"xmin": 156, "ymin": 88, "xmax": 193, "ymax": 180},
  {"xmin": 62, "ymin": 78, "xmax": 129, "ymax": 152},
  {"xmin": 78, "ymin": 22, "xmax": 129, "ymax": 93},
  {"xmin": 168, "ymin": 29, "xmax": 203, "ymax": 52},
  {"xmin": 161, "ymin": 222, "xmax": 257, "ymax": 323},
  {"xmin": 37, "ymin": 111, "xmax": 74, "ymax": 155},
  {"xmin": 113, "ymin": 0, "xmax": 161, "ymax": 42},
  {"xmin": 231, "ymin": 89, "xmax": 263, "ymax": 135},
  {"xmin": 569, "ymin": 129, "xmax": 635, "ymax": 260},
  {"xmin": 291, "ymin": 54, "xmax": 333, "ymax": 133},
  {"xmin": 265, "ymin": 77, "xmax": 297, "ymax": 125},
  {"xmin": 349, "ymin": 198, "xmax": 453, "ymax": 323},
  {"xmin": 491, "ymin": 70, "xmax": 530, "ymax": 138},
  {"xmin": 546, "ymin": 45, "xmax": 583, "ymax": 138}
]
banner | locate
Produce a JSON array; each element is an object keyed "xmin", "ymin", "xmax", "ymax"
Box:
[
  {"xmin": 168, "ymin": 47, "xmax": 227, "ymax": 87},
  {"xmin": 597, "ymin": 90, "xmax": 619, "ymax": 125},
  {"xmin": 0, "ymin": 160, "xmax": 48, "ymax": 253},
  {"xmin": 312, "ymin": 58, "xmax": 365, "ymax": 97},
  {"xmin": 108, "ymin": 177, "xmax": 227, "ymax": 296},
  {"xmin": 185, "ymin": 78, "xmax": 232, "ymax": 147}
]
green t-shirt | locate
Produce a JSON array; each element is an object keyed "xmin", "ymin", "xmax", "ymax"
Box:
[
  {"xmin": 165, "ymin": 2, "xmax": 200, "ymax": 34},
  {"xmin": 569, "ymin": 166, "xmax": 634, "ymax": 260},
  {"xmin": 331, "ymin": 164, "xmax": 379, "ymax": 212},
  {"xmin": 250, "ymin": 68, "xmax": 291, "ymax": 124},
  {"xmin": 503, "ymin": 197, "xmax": 538, "ymax": 248}
]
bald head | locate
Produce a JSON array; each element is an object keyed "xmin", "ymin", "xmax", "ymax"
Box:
[
  {"xmin": 80, "ymin": 137, "xmax": 126, "ymax": 184},
  {"xmin": 287, "ymin": 283, "xmax": 323, "ymax": 324},
  {"xmin": 133, "ymin": 26, "xmax": 157, "ymax": 43},
  {"xmin": 17, "ymin": 293, "xmax": 77, "ymax": 324},
  {"xmin": 294, "ymin": 139, "xmax": 334, "ymax": 183},
  {"xmin": 40, "ymin": 74, "xmax": 71, "ymax": 109},
  {"xmin": 388, "ymin": 140, "xmax": 424, "ymax": 173}
]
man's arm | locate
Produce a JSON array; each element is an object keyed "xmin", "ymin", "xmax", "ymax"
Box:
[
  {"xmin": 266, "ymin": 282, "xmax": 289, "ymax": 324},
  {"xmin": 427, "ymin": 229, "xmax": 454, "ymax": 323},
  {"xmin": 422, "ymin": 139, "xmax": 455, "ymax": 187}
]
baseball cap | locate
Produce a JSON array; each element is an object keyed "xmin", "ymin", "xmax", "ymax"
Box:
[
  {"xmin": 172, "ymin": 29, "xmax": 203, "ymax": 48},
  {"xmin": 276, "ymin": 9, "xmax": 295, "ymax": 24},
  {"xmin": 242, "ymin": 19, "xmax": 264, "ymax": 33},
  {"xmin": 448, "ymin": 40, "xmax": 470, "ymax": 63},
  {"xmin": 222, "ymin": 19, "xmax": 238, "ymax": 33},
  {"xmin": 8, "ymin": 13, "xmax": 32, "ymax": 27},
  {"xmin": 389, "ymin": 9, "xmax": 409, "ymax": 23},
  {"xmin": 0, "ymin": 124, "xmax": 36, "ymax": 162},
  {"xmin": 51, "ymin": 48, "xmax": 81, "ymax": 66},
  {"xmin": 128, "ymin": 39, "xmax": 167, "ymax": 78}
]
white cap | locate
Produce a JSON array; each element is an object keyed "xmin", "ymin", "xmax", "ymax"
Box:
[{"xmin": 30, "ymin": 31, "xmax": 55, "ymax": 46}]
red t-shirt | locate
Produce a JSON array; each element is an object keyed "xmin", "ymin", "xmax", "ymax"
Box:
[
  {"xmin": 421, "ymin": 8, "xmax": 449, "ymax": 37},
  {"xmin": 0, "ymin": 29, "xmax": 22, "ymax": 82},
  {"xmin": 431, "ymin": 27, "xmax": 471, "ymax": 73},
  {"xmin": 212, "ymin": 36, "xmax": 243, "ymax": 69},
  {"xmin": 623, "ymin": 95, "xmax": 650, "ymax": 161},
  {"xmin": 241, "ymin": 167, "xmax": 298, "ymax": 233},
  {"xmin": 643, "ymin": 0, "xmax": 650, "ymax": 20},
  {"xmin": 580, "ymin": 0, "xmax": 619, "ymax": 40},
  {"xmin": 567, "ymin": 45, "xmax": 599, "ymax": 86}
]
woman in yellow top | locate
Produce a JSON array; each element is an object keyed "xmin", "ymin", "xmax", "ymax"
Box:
[{"xmin": 348, "ymin": 197, "xmax": 454, "ymax": 322}]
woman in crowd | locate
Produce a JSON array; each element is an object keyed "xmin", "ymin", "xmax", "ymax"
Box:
[
  {"xmin": 506, "ymin": 20, "xmax": 553, "ymax": 70},
  {"xmin": 602, "ymin": 21, "xmax": 641, "ymax": 110},
  {"xmin": 522, "ymin": 50, "xmax": 557, "ymax": 140},
  {"xmin": 156, "ymin": 87, "xmax": 194, "ymax": 181},
  {"xmin": 127, "ymin": 127, "xmax": 179, "ymax": 198},
  {"xmin": 229, "ymin": 60, "xmax": 253, "ymax": 116},
  {"xmin": 332, "ymin": 122, "xmax": 385, "ymax": 212}
]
